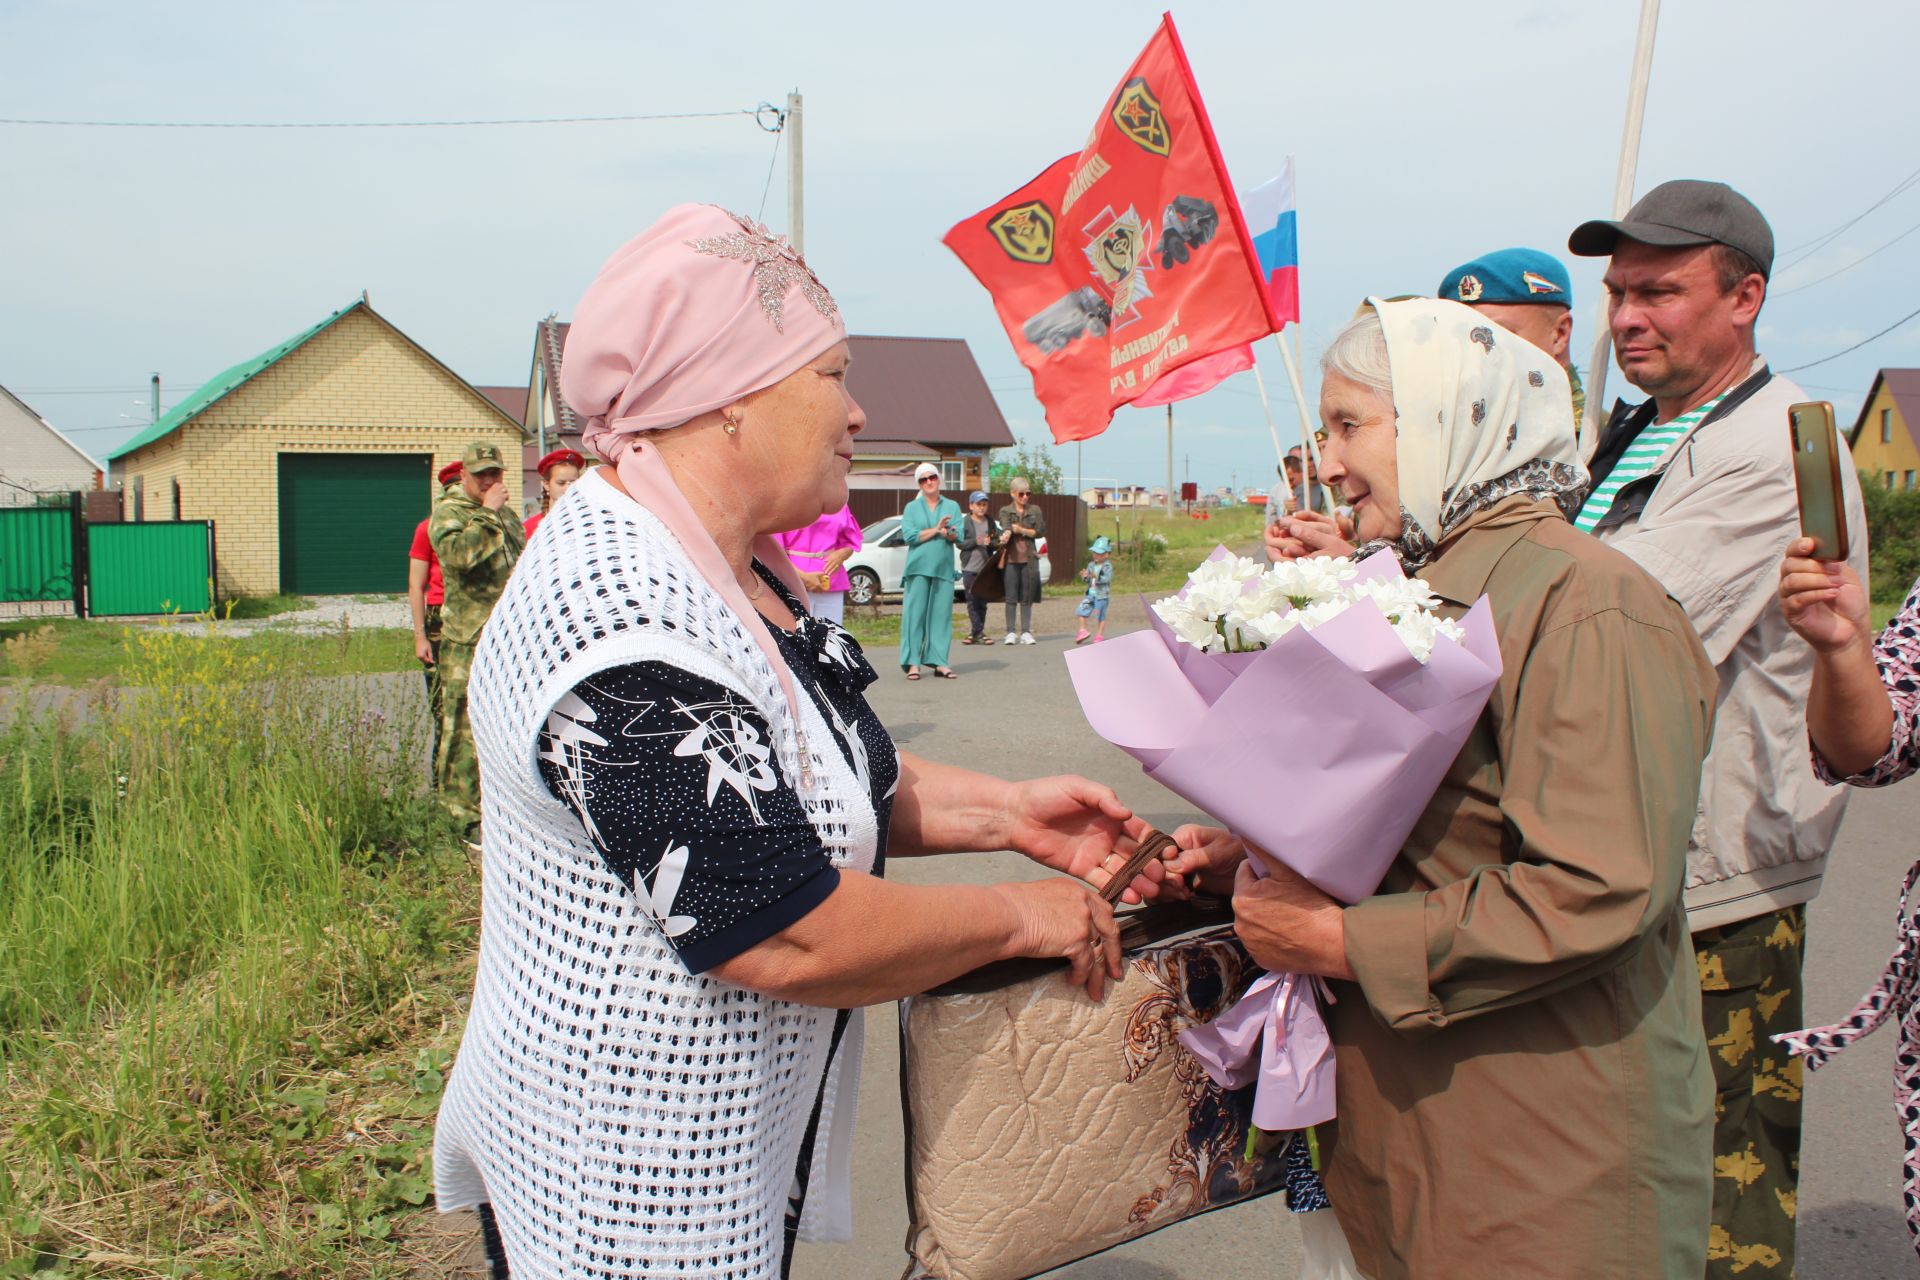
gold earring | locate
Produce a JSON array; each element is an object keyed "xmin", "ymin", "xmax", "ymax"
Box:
[{"xmin": 722, "ymin": 411, "xmax": 741, "ymax": 436}]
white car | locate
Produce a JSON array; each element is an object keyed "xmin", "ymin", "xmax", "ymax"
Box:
[{"xmin": 842, "ymin": 515, "xmax": 1050, "ymax": 606}]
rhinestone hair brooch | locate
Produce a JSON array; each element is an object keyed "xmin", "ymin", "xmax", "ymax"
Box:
[{"xmin": 687, "ymin": 209, "xmax": 839, "ymax": 333}]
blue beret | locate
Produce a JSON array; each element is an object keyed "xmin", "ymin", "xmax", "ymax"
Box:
[{"xmin": 1438, "ymin": 248, "xmax": 1572, "ymax": 307}]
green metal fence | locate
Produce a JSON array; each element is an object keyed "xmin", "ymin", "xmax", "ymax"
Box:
[
  {"xmin": 0, "ymin": 498, "xmax": 81, "ymax": 608},
  {"xmin": 85, "ymin": 522, "xmax": 214, "ymax": 617}
]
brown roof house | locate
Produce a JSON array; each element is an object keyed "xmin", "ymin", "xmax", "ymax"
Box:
[
  {"xmin": 1850, "ymin": 368, "xmax": 1920, "ymax": 491},
  {"xmin": 0, "ymin": 383, "xmax": 103, "ymax": 505},
  {"xmin": 843, "ymin": 336, "xmax": 1012, "ymax": 494},
  {"xmin": 108, "ymin": 298, "xmax": 526, "ymax": 598}
]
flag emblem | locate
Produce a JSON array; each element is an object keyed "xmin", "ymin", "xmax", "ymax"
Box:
[
  {"xmin": 1110, "ymin": 77, "xmax": 1170, "ymax": 155},
  {"xmin": 1081, "ymin": 205, "xmax": 1153, "ymax": 323},
  {"xmin": 1522, "ymin": 270, "xmax": 1562, "ymax": 296},
  {"xmin": 987, "ymin": 201, "xmax": 1056, "ymax": 264}
]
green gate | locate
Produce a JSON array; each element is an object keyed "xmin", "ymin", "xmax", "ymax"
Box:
[
  {"xmin": 86, "ymin": 522, "xmax": 214, "ymax": 617},
  {"xmin": 278, "ymin": 453, "xmax": 433, "ymax": 594},
  {"xmin": 0, "ymin": 497, "xmax": 81, "ymax": 609}
]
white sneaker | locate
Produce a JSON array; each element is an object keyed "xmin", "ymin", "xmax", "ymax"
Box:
[
  {"xmin": 1019, "ymin": 632, "xmax": 1036, "ymax": 645},
  {"xmin": 1003, "ymin": 633, "xmax": 1019, "ymax": 646}
]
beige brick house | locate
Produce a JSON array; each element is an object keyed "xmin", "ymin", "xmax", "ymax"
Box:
[{"xmin": 108, "ymin": 299, "xmax": 525, "ymax": 598}]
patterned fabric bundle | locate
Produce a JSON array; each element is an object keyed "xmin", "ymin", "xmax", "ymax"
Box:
[{"xmin": 433, "ymin": 470, "xmax": 880, "ymax": 1277}]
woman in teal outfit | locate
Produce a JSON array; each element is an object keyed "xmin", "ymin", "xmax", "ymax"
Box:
[{"xmin": 899, "ymin": 461, "xmax": 962, "ymax": 679}]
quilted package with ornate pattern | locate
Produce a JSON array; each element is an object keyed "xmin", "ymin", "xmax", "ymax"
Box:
[{"xmin": 900, "ymin": 911, "xmax": 1295, "ymax": 1280}]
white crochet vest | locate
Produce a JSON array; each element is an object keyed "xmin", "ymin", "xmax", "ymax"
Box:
[{"xmin": 434, "ymin": 469, "xmax": 876, "ymax": 1279}]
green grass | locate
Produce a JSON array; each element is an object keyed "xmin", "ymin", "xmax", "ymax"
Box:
[
  {"xmin": 0, "ymin": 625, "xmax": 473, "ymax": 1277},
  {"xmin": 1088, "ymin": 504, "xmax": 1269, "ymax": 597},
  {"xmin": 220, "ymin": 594, "xmax": 308, "ymax": 620},
  {"xmin": 0, "ymin": 618, "xmax": 417, "ymax": 686},
  {"xmin": 1875, "ymin": 601, "xmax": 1900, "ymax": 632}
]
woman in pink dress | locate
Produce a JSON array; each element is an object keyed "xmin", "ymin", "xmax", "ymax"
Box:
[{"xmin": 776, "ymin": 503, "xmax": 864, "ymax": 623}]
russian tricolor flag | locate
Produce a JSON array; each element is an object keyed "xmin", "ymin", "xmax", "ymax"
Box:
[{"xmin": 1242, "ymin": 160, "xmax": 1301, "ymax": 326}]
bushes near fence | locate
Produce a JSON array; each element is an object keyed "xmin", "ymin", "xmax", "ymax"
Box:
[{"xmin": 1863, "ymin": 471, "xmax": 1920, "ymax": 605}]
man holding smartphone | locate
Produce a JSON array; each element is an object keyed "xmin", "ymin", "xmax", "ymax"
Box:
[{"xmin": 1568, "ymin": 179, "xmax": 1870, "ymax": 1277}]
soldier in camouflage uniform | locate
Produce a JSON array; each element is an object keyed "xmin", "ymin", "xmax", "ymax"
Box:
[
  {"xmin": 1696, "ymin": 906, "xmax": 1805, "ymax": 1275},
  {"xmin": 428, "ymin": 441, "xmax": 525, "ymax": 835}
]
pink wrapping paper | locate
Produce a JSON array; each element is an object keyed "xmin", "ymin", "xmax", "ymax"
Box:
[{"xmin": 1065, "ymin": 548, "xmax": 1503, "ymax": 1130}]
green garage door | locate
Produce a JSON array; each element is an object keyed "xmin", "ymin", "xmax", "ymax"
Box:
[{"xmin": 278, "ymin": 452, "xmax": 433, "ymax": 594}]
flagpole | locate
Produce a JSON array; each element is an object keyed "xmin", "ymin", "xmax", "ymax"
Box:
[
  {"xmin": 1272, "ymin": 331, "xmax": 1321, "ymax": 475},
  {"xmin": 1581, "ymin": 0, "xmax": 1661, "ymax": 454},
  {"xmin": 1249, "ymin": 363, "xmax": 1289, "ymax": 467}
]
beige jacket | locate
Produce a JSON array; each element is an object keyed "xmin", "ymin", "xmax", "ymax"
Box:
[
  {"xmin": 1587, "ymin": 361, "xmax": 1869, "ymax": 929},
  {"xmin": 1333, "ymin": 500, "xmax": 1716, "ymax": 1279}
]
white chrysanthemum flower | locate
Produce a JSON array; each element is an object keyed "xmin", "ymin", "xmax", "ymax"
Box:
[
  {"xmin": 1236, "ymin": 608, "xmax": 1303, "ymax": 647},
  {"xmin": 1154, "ymin": 596, "xmax": 1227, "ymax": 652}
]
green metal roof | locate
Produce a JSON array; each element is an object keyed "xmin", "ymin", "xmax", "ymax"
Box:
[{"xmin": 107, "ymin": 302, "xmax": 358, "ymax": 461}]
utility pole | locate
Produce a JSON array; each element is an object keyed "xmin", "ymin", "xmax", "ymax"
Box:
[
  {"xmin": 1164, "ymin": 405, "xmax": 1175, "ymax": 516},
  {"xmin": 1581, "ymin": 0, "xmax": 1661, "ymax": 454},
  {"xmin": 786, "ymin": 90, "xmax": 804, "ymax": 253}
]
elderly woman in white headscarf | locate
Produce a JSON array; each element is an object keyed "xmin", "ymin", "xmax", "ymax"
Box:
[
  {"xmin": 1159, "ymin": 298, "xmax": 1719, "ymax": 1278},
  {"xmin": 432, "ymin": 206, "xmax": 1158, "ymax": 1280}
]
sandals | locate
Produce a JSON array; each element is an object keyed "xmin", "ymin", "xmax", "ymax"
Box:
[
  {"xmin": 934, "ymin": 667, "xmax": 959, "ymax": 680},
  {"xmin": 905, "ymin": 667, "xmax": 922, "ymax": 680},
  {"xmin": 961, "ymin": 636, "xmax": 978, "ymax": 645}
]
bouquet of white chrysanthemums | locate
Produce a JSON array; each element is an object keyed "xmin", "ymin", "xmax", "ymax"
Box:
[
  {"xmin": 1066, "ymin": 546, "xmax": 1503, "ymax": 1135},
  {"xmin": 1149, "ymin": 551, "xmax": 1468, "ymax": 663}
]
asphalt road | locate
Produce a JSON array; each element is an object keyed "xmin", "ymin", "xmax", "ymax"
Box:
[{"xmin": 788, "ymin": 593, "xmax": 1917, "ymax": 1280}]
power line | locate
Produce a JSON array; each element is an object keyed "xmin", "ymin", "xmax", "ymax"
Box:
[
  {"xmin": 1775, "ymin": 164, "xmax": 1920, "ymax": 272},
  {"xmin": 0, "ymin": 108, "xmax": 756, "ymax": 130},
  {"xmin": 1777, "ymin": 303, "xmax": 1920, "ymax": 373},
  {"xmin": 1775, "ymin": 210, "xmax": 1920, "ymax": 296}
]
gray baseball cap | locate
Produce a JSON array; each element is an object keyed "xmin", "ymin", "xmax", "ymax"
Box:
[{"xmin": 1568, "ymin": 179, "xmax": 1774, "ymax": 278}]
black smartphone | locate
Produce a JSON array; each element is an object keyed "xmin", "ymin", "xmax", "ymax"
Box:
[{"xmin": 1787, "ymin": 402, "xmax": 1850, "ymax": 562}]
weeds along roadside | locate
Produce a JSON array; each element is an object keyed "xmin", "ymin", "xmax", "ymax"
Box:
[{"xmin": 0, "ymin": 617, "xmax": 475, "ymax": 1277}]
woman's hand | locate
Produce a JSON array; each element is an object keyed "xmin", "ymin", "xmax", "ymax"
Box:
[
  {"xmin": 1003, "ymin": 776, "xmax": 1163, "ymax": 903},
  {"xmin": 1270, "ymin": 510, "xmax": 1357, "ymax": 561},
  {"xmin": 1231, "ymin": 848, "xmax": 1353, "ymax": 979},
  {"xmin": 1780, "ymin": 536, "xmax": 1871, "ymax": 655},
  {"xmin": 993, "ymin": 878, "xmax": 1123, "ymax": 1000},
  {"xmin": 1155, "ymin": 824, "xmax": 1248, "ymax": 897}
]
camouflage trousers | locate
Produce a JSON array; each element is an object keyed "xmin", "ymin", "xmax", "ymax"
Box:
[
  {"xmin": 1696, "ymin": 905, "xmax": 1806, "ymax": 1277},
  {"xmin": 433, "ymin": 638, "xmax": 480, "ymax": 830},
  {"xmin": 420, "ymin": 604, "xmax": 443, "ymax": 764}
]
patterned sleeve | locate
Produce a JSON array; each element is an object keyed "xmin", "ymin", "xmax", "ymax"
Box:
[
  {"xmin": 1814, "ymin": 577, "xmax": 1920, "ymax": 787},
  {"xmin": 537, "ymin": 661, "xmax": 840, "ymax": 974}
]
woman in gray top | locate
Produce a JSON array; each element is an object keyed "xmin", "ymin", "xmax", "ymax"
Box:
[{"xmin": 959, "ymin": 490, "xmax": 1000, "ymax": 645}]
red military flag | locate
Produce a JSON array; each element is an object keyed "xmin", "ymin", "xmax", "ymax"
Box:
[{"xmin": 943, "ymin": 14, "xmax": 1277, "ymax": 443}]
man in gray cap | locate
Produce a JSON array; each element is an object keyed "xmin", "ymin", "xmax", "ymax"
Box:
[{"xmin": 1568, "ymin": 179, "xmax": 1869, "ymax": 1278}]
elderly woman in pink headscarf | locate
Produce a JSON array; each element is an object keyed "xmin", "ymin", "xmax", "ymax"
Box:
[{"xmin": 432, "ymin": 205, "xmax": 1157, "ymax": 1279}]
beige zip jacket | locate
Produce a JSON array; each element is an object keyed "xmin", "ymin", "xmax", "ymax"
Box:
[{"xmin": 1588, "ymin": 360, "xmax": 1870, "ymax": 930}]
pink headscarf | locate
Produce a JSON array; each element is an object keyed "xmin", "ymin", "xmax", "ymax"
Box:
[{"xmin": 562, "ymin": 204, "xmax": 847, "ymax": 742}]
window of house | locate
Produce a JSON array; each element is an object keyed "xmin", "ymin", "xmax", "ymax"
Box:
[
  {"xmin": 1887, "ymin": 471, "xmax": 1897, "ymax": 489},
  {"xmin": 1885, "ymin": 408, "xmax": 1895, "ymax": 444},
  {"xmin": 1908, "ymin": 471, "xmax": 1916, "ymax": 490},
  {"xmin": 131, "ymin": 476, "xmax": 145, "ymax": 521},
  {"xmin": 170, "ymin": 478, "xmax": 181, "ymax": 520},
  {"xmin": 941, "ymin": 459, "xmax": 963, "ymax": 490}
]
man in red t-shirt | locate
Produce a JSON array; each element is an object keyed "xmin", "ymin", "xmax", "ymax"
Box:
[{"xmin": 411, "ymin": 461, "xmax": 462, "ymax": 750}]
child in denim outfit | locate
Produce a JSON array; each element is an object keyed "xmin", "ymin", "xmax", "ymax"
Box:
[{"xmin": 1074, "ymin": 536, "xmax": 1114, "ymax": 645}]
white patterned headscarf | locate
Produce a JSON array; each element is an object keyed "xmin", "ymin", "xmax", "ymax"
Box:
[{"xmin": 1358, "ymin": 296, "xmax": 1587, "ymax": 568}]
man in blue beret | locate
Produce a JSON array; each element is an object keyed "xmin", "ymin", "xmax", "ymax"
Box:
[{"xmin": 1438, "ymin": 247, "xmax": 1584, "ymax": 426}]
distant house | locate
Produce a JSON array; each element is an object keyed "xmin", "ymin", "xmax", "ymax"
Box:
[
  {"xmin": 0, "ymin": 383, "xmax": 103, "ymax": 504},
  {"xmin": 107, "ymin": 299, "xmax": 526, "ymax": 598},
  {"xmin": 843, "ymin": 336, "xmax": 1012, "ymax": 495},
  {"xmin": 1850, "ymin": 368, "xmax": 1920, "ymax": 490},
  {"xmin": 499, "ymin": 316, "xmax": 585, "ymax": 510},
  {"xmin": 1080, "ymin": 484, "xmax": 1153, "ymax": 509}
]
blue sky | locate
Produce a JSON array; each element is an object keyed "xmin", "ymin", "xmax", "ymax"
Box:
[{"xmin": 4, "ymin": 1, "xmax": 1917, "ymax": 491}]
